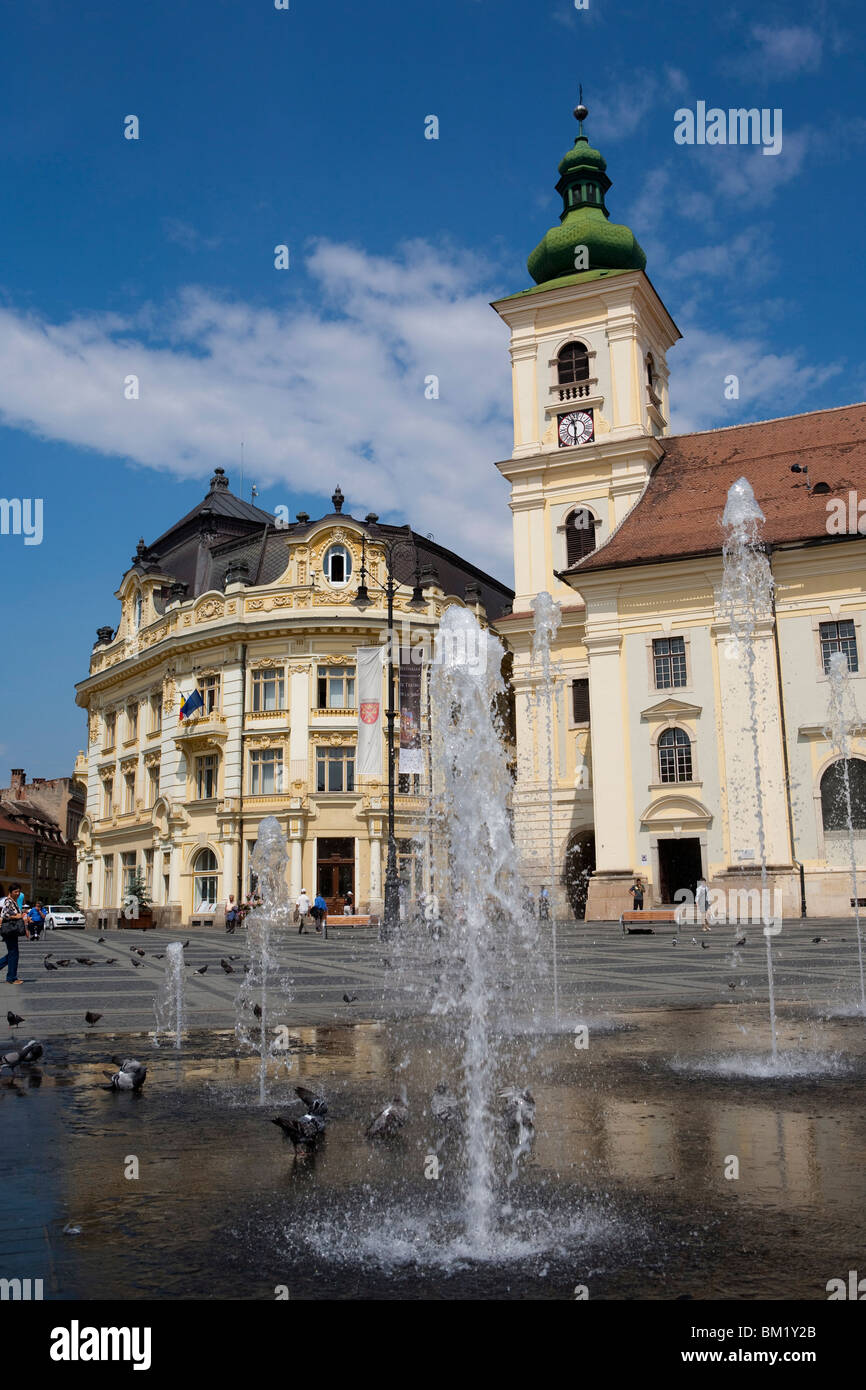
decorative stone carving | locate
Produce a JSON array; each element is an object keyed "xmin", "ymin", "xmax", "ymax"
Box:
[{"xmin": 195, "ymin": 598, "xmax": 224, "ymax": 622}]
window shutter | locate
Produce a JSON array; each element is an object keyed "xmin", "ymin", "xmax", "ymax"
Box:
[{"xmin": 572, "ymin": 678, "xmax": 590, "ymax": 723}]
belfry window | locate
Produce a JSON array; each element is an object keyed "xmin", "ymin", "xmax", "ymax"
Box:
[
  {"xmin": 565, "ymin": 508, "xmax": 597, "ymax": 565},
  {"xmin": 557, "ymin": 342, "xmax": 590, "ymax": 385}
]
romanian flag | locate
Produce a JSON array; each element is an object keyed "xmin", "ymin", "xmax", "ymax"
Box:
[{"xmin": 179, "ymin": 689, "xmax": 205, "ymax": 721}]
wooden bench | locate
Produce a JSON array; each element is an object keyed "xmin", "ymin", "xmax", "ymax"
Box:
[{"xmin": 620, "ymin": 907, "xmax": 686, "ymax": 935}]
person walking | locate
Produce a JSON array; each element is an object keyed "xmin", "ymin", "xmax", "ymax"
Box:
[
  {"xmin": 629, "ymin": 877, "xmax": 645, "ymax": 911},
  {"xmin": 313, "ymin": 892, "xmax": 328, "ymax": 938},
  {"xmin": 342, "ymin": 890, "xmax": 354, "ymax": 916},
  {"xmin": 225, "ymin": 894, "xmax": 238, "ymax": 935},
  {"xmin": 0, "ymin": 883, "xmax": 29, "ymax": 984},
  {"xmin": 296, "ymin": 889, "xmax": 311, "ymax": 935},
  {"xmin": 538, "ymin": 886, "xmax": 550, "ymax": 922}
]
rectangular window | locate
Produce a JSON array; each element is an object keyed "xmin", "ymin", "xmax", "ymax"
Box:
[
  {"xmin": 123, "ymin": 772, "xmax": 136, "ymax": 813},
  {"xmin": 150, "ymin": 692, "xmax": 162, "ymax": 733},
  {"xmin": 195, "ymin": 754, "xmax": 217, "ymax": 799},
  {"xmin": 143, "ymin": 848, "xmax": 153, "ymax": 892},
  {"xmin": 653, "ymin": 636, "xmax": 687, "ymax": 689},
  {"xmin": 316, "ymin": 746, "xmax": 355, "ymax": 793},
  {"xmin": 252, "ymin": 667, "xmax": 285, "ymax": 711},
  {"xmin": 571, "ymin": 678, "xmax": 590, "ymax": 723},
  {"xmin": 317, "ymin": 665, "xmax": 356, "ymax": 709},
  {"xmin": 103, "ymin": 854, "xmax": 115, "ymax": 906},
  {"xmin": 198, "ymin": 674, "xmax": 220, "ymax": 713},
  {"xmin": 127, "ymin": 703, "xmax": 138, "ymax": 740},
  {"xmin": 103, "ymin": 778, "xmax": 114, "ymax": 817},
  {"xmin": 397, "ymin": 772, "xmax": 421, "ymax": 794},
  {"xmin": 147, "ymin": 764, "xmax": 160, "ymax": 807},
  {"xmin": 250, "ymin": 747, "xmax": 284, "ymax": 795},
  {"xmin": 104, "ymin": 711, "xmax": 116, "ymax": 748},
  {"xmin": 819, "ymin": 620, "xmax": 859, "ymax": 674},
  {"xmin": 121, "ymin": 851, "xmax": 137, "ymax": 898},
  {"xmin": 0, "ymin": 846, "xmax": 5, "ymax": 871}
]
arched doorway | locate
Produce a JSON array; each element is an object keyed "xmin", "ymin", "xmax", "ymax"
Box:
[{"xmin": 564, "ymin": 830, "xmax": 595, "ymax": 920}]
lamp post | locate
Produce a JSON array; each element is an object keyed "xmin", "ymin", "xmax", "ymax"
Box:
[{"xmin": 354, "ymin": 524, "xmax": 426, "ymax": 942}]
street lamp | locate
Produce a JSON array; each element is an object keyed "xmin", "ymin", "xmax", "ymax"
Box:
[{"xmin": 354, "ymin": 523, "xmax": 426, "ymax": 942}]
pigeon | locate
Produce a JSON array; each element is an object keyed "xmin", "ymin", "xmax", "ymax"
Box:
[
  {"xmin": 735, "ymin": 936, "xmax": 747, "ymax": 947},
  {"xmin": 1, "ymin": 1039, "xmax": 44, "ymax": 1067},
  {"xmin": 104, "ymin": 1057, "xmax": 147, "ymax": 1091},
  {"xmin": 181, "ymin": 940, "xmax": 190, "ymax": 949},
  {"xmin": 671, "ymin": 938, "xmax": 678, "ymax": 947},
  {"xmin": 44, "ymin": 958, "xmax": 59, "ymax": 971},
  {"xmin": 85, "ymin": 1012, "xmax": 102, "ymax": 1027},
  {"xmin": 133, "ymin": 949, "xmax": 146, "ymax": 958},
  {"xmin": 130, "ymin": 959, "xmax": 142, "ymax": 968},
  {"xmin": 272, "ymin": 1112, "xmax": 326, "ymax": 1150},
  {"xmin": 44, "ymin": 952, "xmax": 53, "ymax": 959},
  {"xmin": 812, "ymin": 936, "xmax": 823, "ymax": 944},
  {"xmin": 431, "ymin": 1082, "xmax": 461, "ymax": 1125},
  {"xmin": 366, "ymin": 1092, "xmax": 408, "ymax": 1138},
  {"xmin": 343, "ymin": 993, "xmax": 358, "ymax": 1003},
  {"xmin": 220, "ymin": 959, "xmax": 235, "ymax": 974},
  {"xmin": 57, "ymin": 959, "xmax": 72, "ymax": 967},
  {"xmin": 691, "ymin": 938, "xmax": 698, "ymax": 946},
  {"xmin": 76, "ymin": 958, "xmax": 95, "ymax": 966},
  {"xmin": 7, "ymin": 1011, "xmax": 24, "ymax": 1029},
  {"xmin": 97, "ymin": 937, "xmax": 106, "ymax": 944},
  {"xmin": 228, "ymin": 955, "xmax": 242, "ymax": 961},
  {"xmin": 195, "ymin": 965, "xmax": 208, "ymax": 975},
  {"xmin": 701, "ymin": 941, "xmax": 710, "ymax": 950},
  {"xmin": 728, "ymin": 982, "xmax": 737, "ymax": 990},
  {"xmin": 295, "ymin": 1085, "xmax": 327, "ymax": 1117},
  {"xmin": 105, "ymin": 958, "xmax": 118, "ymax": 965},
  {"xmin": 500, "ymin": 1086, "xmax": 536, "ymax": 1135},
  {"xmin": 152, "ymin": 953, "xmax": 164, "ymax": 960},
  {"xmin": 252, "ymin": 1003, "xmax": 262, "ymax": 1018}
]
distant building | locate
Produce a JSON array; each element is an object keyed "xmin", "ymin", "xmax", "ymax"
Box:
[
  {"xmin": 0, "ymin": 769, "xmax": 84, "ymax": 901},
  {"xmin": 73, "ymin": 473, "xmax": 512, "ymax": 927},
  {"xmin": 0, "ymin": 811, "xmax": 36, "ymax": 900}
]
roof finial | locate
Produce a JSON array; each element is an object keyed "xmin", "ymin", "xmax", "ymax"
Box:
[
  {"xmin": 573, "ymin": 85, "xmax": 588, "ymax": 137},
  {"xmin": 332, "ymin": 485, "xmax": 344, "ymax": 514}
]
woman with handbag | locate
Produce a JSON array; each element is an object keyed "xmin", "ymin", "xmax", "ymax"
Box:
[{"xmin": 0, "ymin": 882, "xmax": 30, "ymax": 984}]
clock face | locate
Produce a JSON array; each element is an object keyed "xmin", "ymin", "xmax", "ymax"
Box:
[{"xmin": 558, "ymin": 409, "xmax": 594, "ymax": 447}]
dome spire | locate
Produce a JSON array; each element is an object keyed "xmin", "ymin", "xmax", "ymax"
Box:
[{"xmin": 527, "ymin": 95, "xmax": 647, "ymax": 286}]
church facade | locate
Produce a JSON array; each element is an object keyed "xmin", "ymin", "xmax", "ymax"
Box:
[
  {"xmin": 73, "ymin": 475, "xmax": 512, "ymax": 927},
  {"xmin": 496, "ymin": 104, "xmax": 866, "ymax": 921}
]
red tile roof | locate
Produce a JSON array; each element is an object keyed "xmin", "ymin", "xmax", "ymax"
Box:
[
  {"xmin": 567, "ymin": 403, "xmax": 866, "ymax": 574},
  {"xmin": 0, "ymin": 813, "xmax": 36, "ymax": 837}
]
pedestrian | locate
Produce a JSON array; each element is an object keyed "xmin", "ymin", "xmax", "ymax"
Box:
[
  {"xmin": 313, "ymin": 892, "xmax": 328, "ymax": 936},
  {"xmin": 225, "ymin": 894, "xmax": 238, "ymax": 935},
  {"xmin": 629, "ymin": 877, "xmax": 644, "ymax": 911},
  {"xmin": 0, "ymin": 883, "xmax": 30, "ymax": 984},
  {"xmin": 296, "ymin": 889, "xmax": 311, "ymax": 935},
  {"xmin": 538, "ymin": 885, "xmax": 550, "ymax": 921},
  {"xmin": 28, "ymin": 900, "xmax": 46, "ymax": 942},
  {"xmin": 342, "ymin": 890, "xmax": 354, "ymax": 916},
  {"xmin": 696, "ymin": 878, "xmax": 710, "ymax": 931}
]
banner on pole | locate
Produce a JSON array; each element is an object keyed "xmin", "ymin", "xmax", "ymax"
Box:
[
  {"xmin": 357, "ymin": 647, "xmax": 384, "ymax": 777},
  {"xmin": 399, "ymin": 661, "xmax": 424, "ymax": 775}
]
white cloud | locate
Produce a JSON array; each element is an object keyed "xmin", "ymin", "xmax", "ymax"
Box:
[
  {"xmin": 589, "ymin": 67, "xmax": 689, "ymax": 143},
  {"xmin": 668, "ymin": 325, "xmax": 843, "ymax": 435},
  {"xmin": 734, "ymin": 24, "xmax": 824, "ymax": 78},
  {"xmin": 0, "ymin": 241, "xmax": 515, "ymax": 576}
]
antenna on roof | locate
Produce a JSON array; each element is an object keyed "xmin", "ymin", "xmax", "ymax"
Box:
[
  {"xmin": 239, "ymin": 439, "xmax": 245, "ymax": 498},
  {"xmin": 251, "ymin": 483, "xmax": 258, "ymax": 501}
]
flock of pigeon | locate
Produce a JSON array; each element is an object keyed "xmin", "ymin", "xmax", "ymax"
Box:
[
  {"xmin": 1, "ymin": 1014, "xmax": 146, "ymax": 1092},
  {"xmin": 270, "ymin": 1080, "xmax": 536, "ymax": 1156}
]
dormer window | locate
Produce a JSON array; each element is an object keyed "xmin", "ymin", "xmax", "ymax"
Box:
[
  {"xmin": 558, "ymin": 342, "xmax": 590, "ymax": 386},
  {"xmin": 323, "ymin": 544, "xmax": 352, "ymax": 587}
]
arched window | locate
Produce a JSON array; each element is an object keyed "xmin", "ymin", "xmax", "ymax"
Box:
[
  {"xmin": 323, "ymin": 544, "xmax": 352, "ymax": 586},
  {"xmin": 557, "ymin": 341, "xmax": 590, "ymax": 385},
  {"xmin": 821, "ymin": 759, "xmax": 866, "ymax": 831},
  {"xmin": 133, "ymin": 592, "xmax": 142, "ymax": 632},
  {"xmin": 193, "ymin": 848, "xmax": 219, "ymax": 910},
  {"xmin": 658, "ymin": 728, "xmax": 693, "ymax": 783},
  {"xmin": 565, "ymin": 508, "xmax": 597, "ymax": 565}
]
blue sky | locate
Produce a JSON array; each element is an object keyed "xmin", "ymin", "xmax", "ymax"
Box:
[{"xmin": 1, "ymin": 0, "xmax": 864, "ymax": 777}]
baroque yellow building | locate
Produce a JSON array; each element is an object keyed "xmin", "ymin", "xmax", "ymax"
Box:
[
  {"xmin": 496, "ymin": 103, "xmax": 866, "ymax": 920},
  {"xmin": 74, "ymin": 474, "xmax": 511, "ymax": 927}
]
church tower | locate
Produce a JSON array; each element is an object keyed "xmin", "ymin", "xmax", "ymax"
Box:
[{"xmin": 494, "ymin": 100, "xmax": 680, "ymax": 918}]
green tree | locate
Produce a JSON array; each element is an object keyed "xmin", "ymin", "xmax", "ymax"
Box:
[
  {"xmin": 123, "ymin": 870, "xmax": 152, "ymax": 914},
  {"xmin": 58, "ymin": 877, "xmax": 80, "ymax": 909}
]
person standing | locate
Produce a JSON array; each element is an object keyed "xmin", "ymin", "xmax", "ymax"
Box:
[
  {"xmin": 0, "ymin": 883, "xmax": 29, "ymax": 984},
  {"xmin": 538, "ymin": 886, "xmax": 550, "ymax": 922},
  {"xmin": 696, "ymin": 878, "xmax": 710, "ymax": 931},
  {"xmin": 629, "ymin": 878, "xmax": 645, "ymax": 911},
  {"xmin": 225, "ymin": 894, "xmax": 238, "ymax": 935},
  {"xmin": 296, "ymin": 889, "xmax": 311, "ymax": 935},
  {"xmin": 342, "ymin": 890, "xmax": 354, "ymax": 917}
]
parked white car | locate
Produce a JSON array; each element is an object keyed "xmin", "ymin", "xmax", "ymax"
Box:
[{"xmin": 45, "ymin": 905, "xmax": 86, "ymax": 930}]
